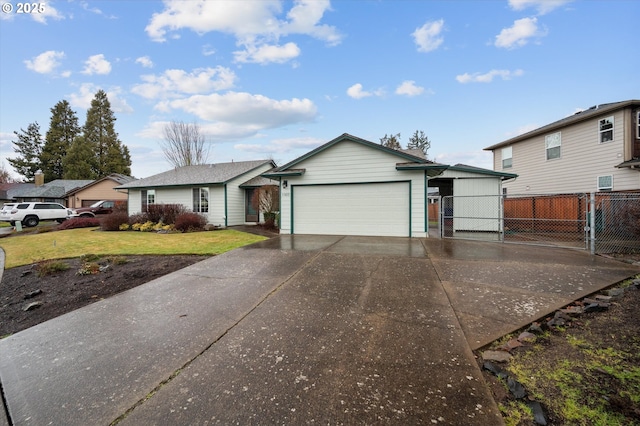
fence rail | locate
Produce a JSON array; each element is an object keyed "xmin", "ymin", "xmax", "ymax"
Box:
[{"xmin": 438, "ymin": 192, "xmax": 640, "ymax": 254}]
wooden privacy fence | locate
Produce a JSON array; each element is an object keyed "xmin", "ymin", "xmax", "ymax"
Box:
[{"xmin": 503, "ymin": 193, "xmax": 587, "ymax": 233}]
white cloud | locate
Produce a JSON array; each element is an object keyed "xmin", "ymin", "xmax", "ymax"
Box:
[
  {"xmin": 495, "ymin": 17, "xmax": 546, "ymax": 49},
  {"xmin": 234, "ymin": 42, "xmax": 301, "ymax": 64},
  {"xmin": 82, "ymin": 54, "xmax": 112, "ymax": 75},
  {"xmin": 135, "ymin": 56, "xmax": 154, "ymax": 68},
  {"xmin": 132, "ymin": 67, "xmax": 236, "ymax": 100},
  {"xmin": 32, "ymin": 3, "xmax": 64, "ymax": 23},
  {"xmin": 509, "ymin": 0, "xmax": 573, "ymax": 15},
  {"xmin": 69, "ymin": 83, "xmax": 133, "ymax": 113},
  {"xmin": 24, "ymin": 50, "xmax": 65, "ymax": 74},
  {"xmin": 235, "ymin": 136, "xmax": 323, "ymax": 155},
  {"xmin": 412, "ymin": 19, "xmax": 445, "ymax": 53},
  {"xmin": 346, "ymin": 83, "xmax": 384, "ymax": 99},
  {"xmin": 456, "ymin": 69, "xmax": 524, "ymax": 83},
  {"xmin": 167, "ymin": 92, "xmax": 317, "ymax": 130},
  {"xmin": 395, "ymin": 81, "xmax": 425, "ymax": 97},
  {"xmin": 202, "ymin": 44, "xmax": 216, "ymax": 56},
  {"xmin": 145, "ymin": 0, "xmax": 341, "ymax": 65}
]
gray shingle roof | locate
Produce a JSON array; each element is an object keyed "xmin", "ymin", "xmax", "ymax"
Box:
[
  {"xmin": 17, "ymin": 180, "xmax": 93, "ymax": 198},
  {"xmin": 116, "ymin": 160, "xmax": 274, "ymax": 189}
]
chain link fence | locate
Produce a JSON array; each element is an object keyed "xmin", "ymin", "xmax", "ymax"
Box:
[{"xmin": 438, "ymin": 192, "xmax": 640, "ymax": 254}]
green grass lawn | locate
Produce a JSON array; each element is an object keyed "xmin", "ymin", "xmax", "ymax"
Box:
[{"xmin": 0, "ymin": 227, "xmax": 267, "ymax": 268}]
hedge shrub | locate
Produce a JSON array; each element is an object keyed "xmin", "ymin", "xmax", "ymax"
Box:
[
  {"xmin": 57, "ymin": 217, "xmax": 101, "ymax": 230},
  {"xmin": 174, "ymin": 212, "xmax": 207, "ymax": 232}
]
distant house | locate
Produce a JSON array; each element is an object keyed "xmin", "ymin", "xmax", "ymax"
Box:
[
  {"xmin": 12, "ymin": 171, "xmax": 93, "ymax": 205},
  {"xmin": 65, "ymin": 173, "xmax": 135, "ymax": 209},
  {"xmin": 0, "ymin": 182, "xmax": 35, "ymax": 207},
  {"xmin": 485, "ymin": 100, "xmax": 640, "ymax": 194},
  {"xmin": 115, "ymin": 160, "xmax": 277, "ymax": 227}
]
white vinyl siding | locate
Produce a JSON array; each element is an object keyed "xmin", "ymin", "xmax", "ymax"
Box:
[
  {"xmin": 637, "ymin": 111, "xmax": 640, "ymax": 139},
  {"xmin": 293, "ymin": 182, "xmax": 410, "ymax": 237},
  {"xmin": 225, "ymin": 162, "xmax": 275, "ymax": 226},
  {"xmin": 453, "ymin": 178, "xmax": 502, "ymax": 232},
  {"xmin": 500, "ymin": 109, "xmax": 639, "ymax": 193},
  {"xmin": 279, "ymin": 140, "xmax": 427, "ymax": 237}
]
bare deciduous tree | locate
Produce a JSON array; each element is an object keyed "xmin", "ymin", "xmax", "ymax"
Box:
[{"xmin": 161, "ymin": 121, "xmax": 210, "ymax": 167}]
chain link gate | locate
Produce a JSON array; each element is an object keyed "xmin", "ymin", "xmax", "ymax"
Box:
[{"xmin": 438, "ymin": 192, "xmax": 640, "ymax": 254}]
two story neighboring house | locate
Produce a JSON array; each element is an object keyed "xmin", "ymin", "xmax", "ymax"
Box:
[{"xmin": 485, "ymin": 100, "xmax": 640, "ymax": 194}]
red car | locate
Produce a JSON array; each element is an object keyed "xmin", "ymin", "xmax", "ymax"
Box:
[{"xmin": 72, "ymin": 200, "xmax": 124, "ymax": 218}]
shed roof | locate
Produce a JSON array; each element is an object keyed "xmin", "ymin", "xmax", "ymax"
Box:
[{"xmin": 116, "ymin": 160, "xmax": 275, "ymax": 189}]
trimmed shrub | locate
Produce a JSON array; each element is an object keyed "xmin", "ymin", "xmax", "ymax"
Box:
[
  {"xmin": 128, "ymin": 212, "xmax": 149, "ymax": 225},
  {"xmin": 57, "ymin": 217, "xmax": 101, "ymax": 230},
  {"xmin": 100, "ymin": 211, "xmax": 129, "ymax": 231},
  {"xmin": 174, "ymin": 212, "xmax": 207, "ymax": 233},
  {"xmin": 146, "ymin": 204, "xmax": 187, "ymax": 225}
]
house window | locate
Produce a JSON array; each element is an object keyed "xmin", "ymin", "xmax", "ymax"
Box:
[
  {"xmin": 502, "ymin": 146, "xmax": 512, "ymax": 169},
  {"xmin": 545, "ymin": 132, "xmax": 561, "ymax": 160},
  {"xmin": 141, "ymin": 189, "xmax": 155, "ymax": 212},
  {"xmin": 193, "ymin": 187, "xmax": 209, "ymax": 213},
  {"xmin": 599, "ymin": 116, "xmax": 614, "ymax": 143},
  {"xmin": 636, "ymin": 111, "xmax": 640, "ymax": 139},
  {"xmin": 597, "ymin": 175, "xmax": 613, "ymax": 191}
]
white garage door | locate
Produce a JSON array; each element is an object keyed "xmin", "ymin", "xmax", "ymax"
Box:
[{"xmin": 293, "ymin": 182, "xmax": 410, "ymax": 237}]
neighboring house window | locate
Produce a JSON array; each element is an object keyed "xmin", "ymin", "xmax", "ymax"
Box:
[
  {"xmin": 599, "ymin": 116, "xmax": 614, "ymax": 143},
  {"xmin": 193, "ymin": 187, "xmax": 209, "ymax": 213},
  {"xmin": 545, "ymin": 132, "xmax": 561, "ymax": 160},
  {"xmin": 636, "ymin": 111, "xmax": 640, "ymax": 139},
  {"xmin": 141, "ymin": 189, "xmax": 155, "ymax": 212},
  {"xmin": 502, "ymin": 146, "xmax": 512, "ymax": 169},
  {"xmin": 597, "ymin": 175, "xmax": 613, "ymax": 191}
]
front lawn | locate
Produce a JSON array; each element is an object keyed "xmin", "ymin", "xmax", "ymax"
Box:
[{"xmin": 0, "ymin": 227, "xmax": 266, "ymax": 268}]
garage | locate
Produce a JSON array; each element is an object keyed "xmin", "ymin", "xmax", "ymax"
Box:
[{"xmin": 292, "ymin": 181, "xmax": 410, "ymax": 237}]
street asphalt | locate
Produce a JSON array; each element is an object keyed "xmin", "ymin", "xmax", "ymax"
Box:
[{"xmin": 0, "ymin": 234, "xmax": 638, "ymax": 425}]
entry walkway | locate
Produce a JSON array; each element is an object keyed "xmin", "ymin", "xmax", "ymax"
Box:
[{"xmin": 1, "ymin": 236, "xmax": 638, "ymax": 425}]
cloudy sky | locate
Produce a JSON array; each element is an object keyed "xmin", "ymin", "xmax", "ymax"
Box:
[{"xmin": 1, "ymin": 0, "xmax": 637, "ymax": 179}]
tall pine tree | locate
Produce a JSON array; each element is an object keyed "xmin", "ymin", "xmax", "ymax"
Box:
[
  {"xmin": 40, "ymin": 100, "xmax": 81, "ymax": 181},
  {"xmin": 83, "ymin": 90, "xmax": 131, "ymax": 177},
  {"xmin": 63, "ymin": 135, "xmax": 97, "ymax": 179},
  {"xmin": 7, "ymin": 122, "xmax": 43, "ymax": 181}
]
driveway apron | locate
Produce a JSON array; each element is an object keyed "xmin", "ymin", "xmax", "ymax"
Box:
[{"xmin": 1, "ymin": 235, "xmax": 637, "ymax": 425}]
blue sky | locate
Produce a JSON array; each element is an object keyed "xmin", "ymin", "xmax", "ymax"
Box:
[{"xmin": 1, "ymin": 0, "xmax": 638, "ymax": 179}]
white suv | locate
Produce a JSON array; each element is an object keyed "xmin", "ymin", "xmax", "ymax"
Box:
[{"xmin": 0, "ymin": 202, "xmax": 73, "ymax": 227}]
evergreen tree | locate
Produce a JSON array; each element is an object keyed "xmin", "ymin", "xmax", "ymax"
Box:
[
  {"xmin": 63, "ymin": 136, "xmax": 97, "ymax": 179},
  {"xmin": 380, "ymin": 133, "xmax": 402, "ymax": 150},
  {"xmin": 407, "ymin": 130, "xmax": 431, "ymax": 158},
  {"xmin": 7, "ymin": 122, "xmax": 43, "ymax": 181},
  {"xmin": 83, "ymin": 90, "xmax": 131, "ymax": 177},
  {"xmin": 41, "ymin": 100, "xmax": 81, "ymax": 181}
]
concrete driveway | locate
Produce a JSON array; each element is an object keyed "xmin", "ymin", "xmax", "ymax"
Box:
[{"xmin": 1, "ymin": 235, "xmax": 638, "ymax": 425}]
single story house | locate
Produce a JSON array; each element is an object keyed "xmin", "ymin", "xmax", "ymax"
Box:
[
  {"xmin": 65, "ymin": 173, "xmax": 135, "ymax": 209},
  {"xmin": 263, "ymin": 133, "xmax": 516, "ymax": 238},
  {"xmin": 115, "ymin": 160, "xmax": 277, "ymax": 227},
  {"xmin": 13, "ymin": 171, "xmax": 93, "ymax": 205}
]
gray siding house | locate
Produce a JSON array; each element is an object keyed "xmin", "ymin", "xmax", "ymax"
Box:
[
  {"xmin": 485, "ymin": 100, "xmax": 640, "ymax": 194},
  {"xmin": 116, "ymin": 160, "xmax": 276, "ymax": 228}
]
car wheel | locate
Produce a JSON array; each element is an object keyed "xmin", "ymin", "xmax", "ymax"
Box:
[
  {"xmin": 23, "ymin": 216, "xmax": 39, "ymax": 227},
  {"xmin": 80, "ymin": 213, "xmax": 94, "ymax": 218},
  {"xmin": 56, "ymin": 218, "xmax": 67, "ymax": 223},
  {"xmin": 9, "ymin": 221, "xmax": 15, "ymax": 226}
]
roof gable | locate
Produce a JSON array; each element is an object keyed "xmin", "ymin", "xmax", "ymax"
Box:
[
  {"xmin": 116, "ymin": 160, "xmax": 276, "ymax": 189},
  {"xmin": 274, "ymin": 133, "xmax": 432, "ymax": 172}
]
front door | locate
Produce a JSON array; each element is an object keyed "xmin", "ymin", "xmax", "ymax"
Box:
[{"xmin": 245, "ymin": 189, "xmax": 259, "ymax": 222}]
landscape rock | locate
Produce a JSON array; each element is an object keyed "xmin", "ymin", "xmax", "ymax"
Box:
[
  {"xmin": 517, "ymin": 331, "xmax": 537, "ymax": 343},
  {"xmin": 23, "ymin": 301, "xmax": 44, "ymax": 311},
  {"xmin": 606, "ymin": 288, "xmax": 624, "ymax": 298},
  {"xmin": 526, "ymin": 400, "xmax": 548, "ymax": 425},
  {"xmin": 481, "ymin": 350, "xmax": 513, "ymax": 363},
  {"xmin": 24, "ymin": 289, "xmax": 43, "ymax": 299},
  {"xmin": 507, "ymin": 376, "xmax": 527, "ymax": 399},
  {"xmin": 583, "ymin": 302, "xmax": 609, "ymax": 313}
]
